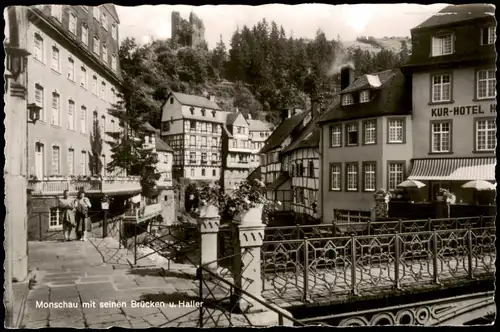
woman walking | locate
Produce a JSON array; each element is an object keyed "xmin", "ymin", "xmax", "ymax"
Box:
[
  {"xmin": 59, "ymin": 190, "xmax": 75, "ymax": 241},
  {"xmin": 74, "ymin": 189, "xmax": 92, "ymax": 241}
]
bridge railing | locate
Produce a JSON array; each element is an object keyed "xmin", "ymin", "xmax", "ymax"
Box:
[
  {"xmin": 263, "ymin": 216, "xmax": 495, "ymax": 241},
  {"xmin": 261, "ymin": 226, "xmax": 496, "ymax": 304}
]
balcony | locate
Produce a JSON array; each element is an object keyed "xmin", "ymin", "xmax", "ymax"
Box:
[
  {"xmin": 227, "ymin": 160, "xmax": 250, "ymax": 169},
  {"xmin": 28, "ymin": 176, "xmax": 141, "ymax": 196},
  {"xmin": 228, "ymin": 145, "xmax": 252, "ymax": 153},
  {"xmin": 123, "ymin": 202, "xmax": 163, "ymax": 224}
]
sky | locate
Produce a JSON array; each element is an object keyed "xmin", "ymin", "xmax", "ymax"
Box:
[{"xmin": 116, "ymin": 4, "xmax": 449, "ymax": 49}]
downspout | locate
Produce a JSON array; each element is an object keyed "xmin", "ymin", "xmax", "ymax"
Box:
[{"xmin": 318, "ymin": 124, "xmax": 324, "ymax": 223}]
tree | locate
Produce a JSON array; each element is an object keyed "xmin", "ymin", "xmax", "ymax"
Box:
[{"xmin": 89, "ymin": 118, "xmax": 103, "ymax": 177}]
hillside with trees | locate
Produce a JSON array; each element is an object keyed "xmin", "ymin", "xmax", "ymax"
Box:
[{"xmin": 114, "ymin": 18, "xmax": 410, "ymax": 129}]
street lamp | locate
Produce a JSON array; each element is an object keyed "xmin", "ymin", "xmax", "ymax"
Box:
[
  {"xmin": 4, "ymin": 44, "xmax": 30, "ymax": 80},
  {"xmin": 27, "ymin": 103, "xmax": 42, "ymax": 124}
]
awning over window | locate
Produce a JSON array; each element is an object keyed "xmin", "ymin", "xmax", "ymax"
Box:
[{"xmin": 408, "ymin": 157, "xmax": 496, "ymax": 181}]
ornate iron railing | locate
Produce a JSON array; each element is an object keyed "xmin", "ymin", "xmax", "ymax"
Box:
[
  {"xmin": 264, "ymin": 216, "xmax": 496, "ymax": 242},
  {"xmin": 261, "ymin": 227, "xmax": 495, "ymax": 306}
]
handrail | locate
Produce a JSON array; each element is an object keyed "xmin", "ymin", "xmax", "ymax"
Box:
[{"xmin": 198, "ymin": 262, "xmax": 305, "ymax": 326}]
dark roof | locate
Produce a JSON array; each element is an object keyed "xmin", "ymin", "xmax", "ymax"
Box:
[
  {"xmin": 142, "ymin": 122, "xmax": 159, "ymax": 133},
  {"xmin": 260, "ymin": 111, "xmax": 310, "ymax": 154},
  {"xmin": 318, "ymin": 69, "xmax": 410, "ymax": 124},
  {"xmin": 226, "ymin": 112, "xmax": 248, "ymax": 126},
  {"xmin": 340, "ymin": 70, "xmax": 396, "ymax": 94},
  {"xmin": 155, "ymin": 134, "xmax": 174, "ymax": 152},
  {"xmin": 266, "ymin": 173, "xmax": 291, "ymax": 191},
  {"xmin": 414, "ymin": 4, "xmax": 494, "ymax": 30},
  {"xmin": 171, "ymin": 92, "xmax": 221, "ymax": 110},
  {"xmin": 247, "ymin": 167, "xmax": 261, "ymax": 181}
]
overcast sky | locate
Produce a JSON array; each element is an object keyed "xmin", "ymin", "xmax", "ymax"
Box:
[{"xmin": 116, "ymin": 4, "xmax": 449, "ymax": 49}]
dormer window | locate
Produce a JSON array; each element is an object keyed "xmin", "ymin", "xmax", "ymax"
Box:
[
  {"xmin": 432, "ymin": 34, "xmax": 453, "ymax": 57},
  {"xmin": 190, "ymin": 107, "xmax": 194, "ymax": 115},
  {"xmin": 212, "ymin": 110, "xmax": 216, "ymax": 118},
  {"xmin": 342, "ymin": 94, "xmax": 354, "ymax": 106},
  {"xmin": 201, "ymin": 109, "xmax": 206, "ymax": 116},
  {"xmin": 481, "ymin": 26, "xmax": 496, "ymax": 45},
  {"xmin": 360, "ymin": 90, "xmax": 370, "ymax": 103}
]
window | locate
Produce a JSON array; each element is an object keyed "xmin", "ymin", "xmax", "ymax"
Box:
[
  {"xmin": 93, "ymin": 6, "xmax": 100, "ymax": 21},
  {"xmin": 475, "ymin": 119, "xmax": 496, "ymax": 151},
  {"xmin": 388, "ymin": 162, "xmax": 404, "ymax": 191},
  {"xmin": 308, "ymin": 160, "xmax": 314, "ymax": 177},
  {"xmin": 330, "ymin": 125, "xmax": 342, "ymax": 147},
  {"xmin": 212, "ymin": 153, "xmax": 217, "ymax": 164},
  {"xmin": 111, "ymin": 54, "xmax": 117, "ymax": 71},
  {"xmin": 432, "ymin": 74, "xmax": 451, "ymax": 102},
  {"xmin": 201, "ymin": 122, "xmax": 207, "ymax": 132},
  {"xmin": 102, "ymin": 155, "xmax": 107, "ymax": 176},
  {"xmin": 212, "ymin": 137, "xmax": 217, "ymax": 147},
  {"xmin": 342, "ymin": 94, "xmax": 354, "ymax": 106},
  {"xmin": 93, "ymin": 36, "xmax": 100, "ymax": 54},
  {"xmin": 201, "ymin": 109, "xmax": 206, "ymax": 116},
  {"xmin": 431, "ymin": 121, "xmax": 452, "ymax": 153},
  {"xmin": 92, "ymin": 75, "xmax": 98, "ymax": 95},
  {"xmin": 67, "ymin": 148, "xmax": 75, "ymax": 175},
  {"xmin": 432, "ymin": 34, "xmax": 453, "ymax": 56},
  {"xmin": 67, "ymin": 57, "xmax": 75, "ymax": 81},
  {"xmin": 212, "ymin": 110, "xmax": 216, "ymax": 118},
  {"xmin": 190, "ymin": 152, "xmax": 196, "ymax": 164},
  {"xmin": 51, "ymin": 45, "xmax": 60, "ymax": 72},
  {"xmin": 212, "ymin": 169, "xmax": 216, "ymax": 176},
  {"xmin": 201, "ymin": 136, "xmax": 207, "ymax": 148},
  {"xmin": 388, "ymin": 119, "xmax": 404, "ymax": 143},
  {"xmin": 190, "ymin": 135, "xmax": 196, "ymax": 147},
  {"xmin": 346, "ymin": 163, "xmax": 358, "ymax": 191},
  {"xmin": 69, "ymin": 12, "xmax": 77, "ymax": 35},
  {"xmin": 101, "ymin": 81, "xmax": 106, "ymax": 98},
  {"xmin": 33, "ymin": 33, "xmax": 44, "ymax": 62},
  {"xmin": 34, "ymin": 84, "xmax": 44, "ymax": 120},
  {"xmin": 80, "ymin": 151, "xmax": 87, "ymax": 175},
  {"xmin": 237, "ymin": 126, "xmax": 241, "ymax": 134},
  {"xmin": 51, "ymin": 145, "xmax": 60, "ymax": 175},
  {"xmin": 80, "ymin": 106, "xmax": 87, "ymax": 133},
  {"xmin": 481, "ymin": 26, "xmax": 496, "ymax": 45},
  {"xmin": 102, "ymin": 12, "xmax": 108, "ymax": 30},
  {"xmin": 102, "ymin": 43, "xmax": 108, "ymax": 63},
  {"xmin": 330, "ymin": 164, "xmax": 341, "ymax": 191},
  {"xmin": 477, "ymin": 69, "xmax": 496, "ymax": 99},
  {"xmin": 212, "ymin": 124, "xmax": 217, "ymax": 133},
  {"xmin": 346, "ymin": 123, "xmax": 359, "ymax": 145},
  {"xmin": 93, "ymin": 112, "xmax": 98, "ymax": 134},
  {"xmin": 360, "ymin": 90, "xmax": 370, "ymax": 103},
  {"xmin": 111, "ymin": 24, "xmax": 118, "ymax": 40},
  {"xmin": 201, "ymin": 169, "xmax": 206, "ymax": 176},
  {"xmin": 51, "ymin": 92, "xmax": 60, "ymax": 126},
  {"xmin": 101, "ymin": 115, "xmax": 106, "ymax": 133},
  {"xmin": 81, "ymin": 24, "xmax": 88, "ymax": 45},
  {"xmin": 363, "ymin": 162, "xmax": 376, "ymax": 192},
  {"xmin": 80, "ymin": 66, "xmax": 87, "ymax": 88},
  {"xmin": 163, "ymin": 122, "xmax": 170, "ymax": 131},
  {"xmin": 49, "ymin": 208, "xmax": 63, "ymax": 230},
  {"xmin": 363, "ymin": 121, "xmax": 376, "ymax": 144},
  {"xmin": 190, "ymin": 107, "xmax": 195, "ymax": 115},
  {"xmin": 50, "ymin": 5, "xmax": 62, "ymax": 21},
  {"xmin": 190, "ymin": 169, "xmax": 195, "ymax": 177},
  {"xmin": 190, "ymin": 120, "xmax": 196, "ymax": 130},
  {"xmin": 68, "ymin": 100, "xmax": 75, "ymax": 130},
  {"xmin": 110, "ymin": 119, "xmax": 115, "ymax": 132}
]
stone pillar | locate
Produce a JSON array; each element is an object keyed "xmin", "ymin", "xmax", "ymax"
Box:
[
  {"xmin": 373, "ymin": 191, "xmax": 391, "ymax": 221},
  {"xmin": 198, "ymin": 205, "xmax": 220, "ymax": 271}
]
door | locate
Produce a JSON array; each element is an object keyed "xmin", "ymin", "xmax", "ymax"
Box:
[{"xmin": 35, "ymin": 143, "xmax": 44, "ymax": 179}]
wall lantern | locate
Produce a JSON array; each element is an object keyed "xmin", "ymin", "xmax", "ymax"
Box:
[
  {"xmin": 27, "ymin": 103, "xmax": 42, "ymax": 124},
  {"xmin": 4, "ymin": 44, "xmax": 30, "ymax": 80}
]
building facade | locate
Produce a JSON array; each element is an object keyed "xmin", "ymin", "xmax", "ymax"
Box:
[
  {"xmin": 160, "ymin": 92, "xmax": 225, "ymax": 181},
  {"xmin": 403, "ymin": 4, "xmax": 496, "ymax": 204},
  {"xmin": 318, "ymin": 68, "xmax": 412, "ymax": 223},
  {"xmin": 25, "ymin": 5, "xmax": 139, "ymax": 239},
  {"xmin": 248, "ymin": 115, "xmax": 272, "ymax": 173}
]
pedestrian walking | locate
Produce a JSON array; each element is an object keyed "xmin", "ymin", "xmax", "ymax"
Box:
[
  {"xmin": 74, "ymin": 189, "xmax": 92, "ymax": 241},
  {"xmin": 58, "ymin": 189, "xmax": 75, "ymax": 241}
]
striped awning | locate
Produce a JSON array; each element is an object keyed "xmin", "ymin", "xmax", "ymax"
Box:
[{"xmin": 408, "ymin": 157, "xmax": 496, "ymax": 181}]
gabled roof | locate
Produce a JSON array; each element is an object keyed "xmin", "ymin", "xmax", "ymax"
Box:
[
  {"xmin": 103, "ymin": 4, "xmax": 120, "ymax": 24},
  {"xmin": 319, "ymin": 69, "xmax": 410, "ymax": 124},
  {"xmin": 155, "ymin": 134, "xmax": 174, "ymax": 152},
  {"xmin": 247, "ymin": 167, "xmax": 261, "ymax": 181},
  {"xmin": 170, "ymin": 92, "xmax": 221, "ymax": 110},
  {"xmin": 414, "ymin": 4, "xmax": 494, "ymax": 30},
  {"xmin": 226, "ymin": 112, "xmax": 248, "ymax": 126},
  {"xmin": 260, "ymin": 110, "xmax": 310, "ymax": 154},
  {"xmin": 248, "ymin": 119, "xmax": 272, "ymax": 132},
  {"xmin": 142, "ymin": 122, "xmax": 159, "ymax": 133},
  {"xmin": 340, "ymin": 70, "xmax": 395, "ymax": 94}
]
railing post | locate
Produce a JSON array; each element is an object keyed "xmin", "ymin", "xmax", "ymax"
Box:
[
  {"xmin": 332, "ymin": 220, "xmax": 337, "ymax": 237},
  {"xmin": 479, "ymin": 215, "xmax": 484, "ymax": 228},
  {"xmin": 197, "ymin": 205, "xmax": 221, "ymax": 272},
  {"xmin": 350, "ymin": 235, "xmax": 357, "ymax": 296},
  {"xmin": 367, "ymin": 219, "xmax": 371, "ymax": 236},
  {"xmin": 432, "ymin": 229, "xmax": 440, "ymax": 285},
  {"xmin": 467, "ymin": 227, "xmax": 474, "ymax": 280},
  {"xmin": 39, "ymin": 213, "xmax": 42, "ymax": 241},
  {"xmin": 134, "ymin": 221, "xmax": 137, "ymax": 265},
  {"xmin": 398, "ymin": 219, "xmax": 403, "ymax": 233},
  {"xmin": 394, "ymin": 232, "xmax": 400, "ymax": 290},
  {"xmin": 428, "ymin": 218, "xmax": 432, "ymax": 232},
  {"xmin": 302, "ymin": 237, "xmax": 310, "ymax": 302},
  {"xmin": 102, "ymin": 210, "xmax": 108, "ymax": 238},
  {"xmin": 296, "ymin": 224, "xmax": 301, "ymax": 240},
  {"xmin": 118, "ymin": 217, "xmax": 122, "ymax": 249}
]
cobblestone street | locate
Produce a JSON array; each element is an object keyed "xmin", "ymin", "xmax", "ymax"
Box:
[{"xmin": 23, "ymin": 237, "xmax": 204, "ymax": 328}]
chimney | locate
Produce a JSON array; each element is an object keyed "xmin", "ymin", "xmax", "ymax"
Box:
[
  {"xmin": 340, "ymin": 65, "xmax": 355, "ymax": 91},
  {"xmin": 248, "ymin": 114, "xmax": 252, "ymax": 120},
  {"xmin": 209, "ymin": 95, "xmax": 216, "ymax": 102}
]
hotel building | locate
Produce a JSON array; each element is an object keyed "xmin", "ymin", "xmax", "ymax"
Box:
[{"xmin": 402, "ymin": 4, "xmax": 496, "ymax": 204}]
